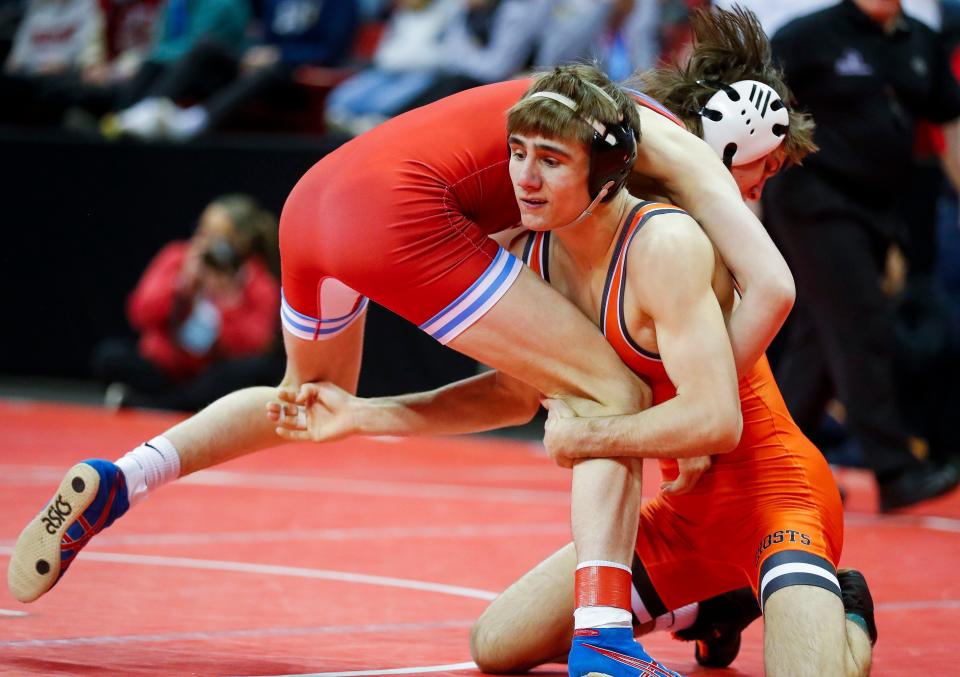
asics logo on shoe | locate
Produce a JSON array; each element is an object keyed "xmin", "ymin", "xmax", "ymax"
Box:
[
  {"xmin": 581, "ymin": 643, "xmax": 677, "ymax": 677},
  {"xmin": 41, "ymin": 495, "xmax": 73, "ymax": 535}
]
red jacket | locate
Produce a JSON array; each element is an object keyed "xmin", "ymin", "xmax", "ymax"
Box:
[{"xmin": 127, "ymin": 241, "xmax": 280, "ymax": 379}]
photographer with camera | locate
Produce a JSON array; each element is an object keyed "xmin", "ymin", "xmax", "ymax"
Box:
[{"xmin": 93, "ymin": 194, "xmax": 281, "ymax": 411}]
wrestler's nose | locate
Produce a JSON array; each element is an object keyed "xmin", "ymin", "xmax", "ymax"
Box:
[{"xmin": 516, "ymin": 159, "xmax": 541, "ymax": 190}]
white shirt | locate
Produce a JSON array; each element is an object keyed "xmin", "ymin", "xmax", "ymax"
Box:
[{"xmin": 6, "ymin": 0, "xmax": 104, "ymax": 74}]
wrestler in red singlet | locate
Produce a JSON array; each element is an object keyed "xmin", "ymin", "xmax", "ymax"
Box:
[
  {"xmin": 519, "ymin": 201, "xmax": 845, "ymax": 620},
  {"xmin": 279, "ymin": 80, "xmax": 683, "ymax": 345}
]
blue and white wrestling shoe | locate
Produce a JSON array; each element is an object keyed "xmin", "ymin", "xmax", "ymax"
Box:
[
  {"xmin": 7, "ymin": 460, "xmax": 129, "ymax": 602},
  {"xmin": 570, "ymin": 627, "xmax": 683, "ymax": 677}
]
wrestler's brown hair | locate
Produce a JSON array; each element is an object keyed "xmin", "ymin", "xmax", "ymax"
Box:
[
  {"xmin": 627, "ymin": 6, "xmax": 817, "ymax": 167},
  {"xmin": 507, "ymin": 64, "xmax": 641, "ymax": 148}
]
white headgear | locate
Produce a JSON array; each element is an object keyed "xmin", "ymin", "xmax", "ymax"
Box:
[{"xmin": 699, "ymin": 80, "xmax": 789, "ymax": 167}]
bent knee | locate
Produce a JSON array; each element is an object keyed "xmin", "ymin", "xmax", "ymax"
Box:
[
  {"xmin": 764, "ymin": 585, "xmax": 851, "ymax": 677},
  {"xmin": 470, "ymin": 619, "xmax": 513, "ymax": 674},
  {"xmin": 471, "ymin": 616, "xmax": 544, "ymax": 674},
  {"xmin": 570, "ymin": 374, "xmax": 652, "ymax": 417}
]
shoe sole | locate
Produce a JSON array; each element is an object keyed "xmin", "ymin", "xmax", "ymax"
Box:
[{"xmin": 7, "ymin": 463, "xmax": 101, "ymax": 603}]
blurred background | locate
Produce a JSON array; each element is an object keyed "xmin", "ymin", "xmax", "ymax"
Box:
[{"xmin": 1, "ymin": 0, "xmax": 959, "ymax": 479}]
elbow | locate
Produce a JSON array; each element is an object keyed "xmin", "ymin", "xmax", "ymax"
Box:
[
  {"xmin": 702, "ymin": 405, "xmax": 742, "ymax": 455},
  {"xmin": 756, "ymin": 268, "xmax": 795, "ymax": 322},
  {"xmin": 771, "ymin": 273, "xmax": 796, "ymax": 316}
]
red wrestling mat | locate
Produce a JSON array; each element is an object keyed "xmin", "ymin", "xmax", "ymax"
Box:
[{"xmin": 0, "ymin": 400, "xmax": 957, "ymax": 676}]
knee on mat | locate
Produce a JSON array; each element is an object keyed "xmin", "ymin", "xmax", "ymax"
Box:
[{"xmin": 470, "ymin": 619, "xmax": 523, "ymax": 674}]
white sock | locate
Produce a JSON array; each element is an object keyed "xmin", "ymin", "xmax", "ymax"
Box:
[
  {"xmin": 115, "ymin": 436, "xmax": 181, "ymax": 507},
  {"xmin": 574, "ymin": 605, "xmax": 633, "ymax": 629},
  {"xmin": 653, "ymin": 602, "xmax": 699, "ymax": 632}
]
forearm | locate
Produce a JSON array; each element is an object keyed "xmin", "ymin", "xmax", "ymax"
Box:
[
  {"xmin": 725, "ymin": 260, "xmax": 794, "ymax": 377},
  {"xmin": 647, "ymin": 137, "xmax": 794, "ymax": 374},
  {"xmin": 354, "ymin": 371, "xmax": 539, "ymax": 437},
  {"xmin": 554, "ymin": 394, "xmax": 740, "ymax": 461}
]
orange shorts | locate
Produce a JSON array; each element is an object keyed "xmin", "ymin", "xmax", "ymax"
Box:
[{"xmin": 630, "ymin": 433, "xmax": 844, "ymax": 620}]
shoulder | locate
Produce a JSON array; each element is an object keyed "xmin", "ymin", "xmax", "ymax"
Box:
[
  {"xmin": 631, "ymin": 94, "xmax": 686, "ymax": 130},
  {"xmin": 630, "ymin": 208, "xmax": 711, "ymax": 260},
  {"xmin": 156, "ymin": 240, "xmax": 190, "ymax": 261},
  {"xmin": 626, "ymin": 208, "xmax": 715, "ymax": 291}
]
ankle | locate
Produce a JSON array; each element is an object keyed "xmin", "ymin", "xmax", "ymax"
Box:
[{"xmin": 574, "ymin": 561, "xmax": 633, "ymax": 629}]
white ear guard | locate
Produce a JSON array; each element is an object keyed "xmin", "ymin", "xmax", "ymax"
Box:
[{"xmin": 699, "ymin": 79, "xmax": 789, "ymax": 167}]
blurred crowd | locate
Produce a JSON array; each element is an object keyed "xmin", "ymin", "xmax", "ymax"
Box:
[
  {"xmin": 2, "ymin": 0, "xmax": 959, "ymax": 489},
  {"xmin": 0, "ymin": 0, "xmax": 708, "ymax": 139}
]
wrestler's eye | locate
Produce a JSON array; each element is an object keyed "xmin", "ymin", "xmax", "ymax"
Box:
[
  {"xmin": 510, "ymin": 149, "xmax": 525, "ymax": 161},
  {"xmin": 541, "ymin": 157, "xmax": 559, "ymax": 168}
]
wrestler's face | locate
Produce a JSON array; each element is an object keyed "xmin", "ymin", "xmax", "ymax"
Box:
[
  {"xmin": 508, "ymin": 133, "xmax": 592, "ymax": 231},
  {"xmin": 730, "ymin": 150, "xmax": 784, "ymax": 202}
]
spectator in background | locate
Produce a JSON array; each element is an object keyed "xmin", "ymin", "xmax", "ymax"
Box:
[
  {"xmin": 885, "ymin": 0, "xmax": 960, "ymax": 471},
  {"xmin": 99, "ymin": 0, "xmax": 254, "ymax": 136},
  {"xmin": 401, "ymin": 0, "xmax": 553, "ymax": 109},
  {"xmin": 0, "ymin": 0, "xmax": 24, "ymax": 65},
  {"xmin": 4, "ymin": 0, "xmax": 103, "ymax": 76},
  {"xmin": 762, "ymin": 0, "xmax": 960, "ymax": 511},
  {"xmin": 0, "ymin": 0, "xmax": 247, "ymax": 126},
  {"xmin": 107, "ymin": 0, "xmax": 359, "ymax": 140},
  {"xmin": 89, "ymin": 0, "xmax": 164, "ymax": 85},
  {"xmin": 326, "ymin": 0, "xmax": 462, "ymax": 137},
  {"xmin": 535, "ymin": 0, "xmax": 659, "ymax": 81},
  {"xmin": 656, "ymin": 0, "xmax": 709, "ymax": 65},
  {"xmin": 712, "ymin": 0, "xmax": 941, "ymax": 37},
  {"xmin": 0, "ymin": 0, "xmax": 106, "ymax": 124},
  {"xmin": 93, "ymin": 194, "xmax": 281, "ymax": 411}
]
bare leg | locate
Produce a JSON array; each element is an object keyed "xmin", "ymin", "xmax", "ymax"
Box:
[
  {"xmin": 447, "ymin": 270, "xmax": 649, "ymax": 415},
  {"xmin": 449, "ymin": 270, "xmax": 649, "ymax": 593},
  {"xmin": 763, "ymin": 586, "xmax": 872, "ymax": 676},
  {"xmin": 12, "ymin": 270, "xmax": 644, "ymax": 607},
  {"xmin": 471, "ymin": 543, "xmax": 577, "ymax": 672},
  {"xmin": 171, "ymin": 308, "xmax": 366, "ymax": 475}
]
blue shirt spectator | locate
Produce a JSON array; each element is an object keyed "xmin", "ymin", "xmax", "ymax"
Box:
[{"xmin": 151, "ymin": 0, "xmax": 250, "ymax": 63}]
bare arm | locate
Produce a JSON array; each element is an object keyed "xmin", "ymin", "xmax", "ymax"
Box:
[
  {"xmin": 940, "ymin": 118, "xmax": 960, "ymax": 194},
  {"xmin": 633, "ymin": 107, "xmax": 795, "ymax": 376},
  {"xmin": 269, "ymin": 370, "xmax": 541, "ymax": 442},
  {"xmin": 544, "ymin": 214, "xmax": 742, "ymax": 461}
]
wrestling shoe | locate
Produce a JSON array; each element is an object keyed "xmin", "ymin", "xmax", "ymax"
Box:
[
  {"xmin": 838, "ymin": 568, "xmax": 877, "ymax": 645},
  {"xmin": 7, "ymin": 460, "xmax": 129, "ymax": 603},
  {"xmin": 570, "ymin": 627, "xmax": 682, "ymax": 677},
  {"xmin": 673, "ymin": 588, "xmax": 762, "ymax": 668}
]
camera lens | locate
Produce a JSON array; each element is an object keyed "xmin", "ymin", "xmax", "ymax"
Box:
[{"xmin": 203, "ymin": 239, "xmax": 241, "ymax": 272}]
